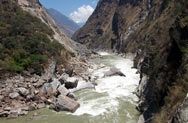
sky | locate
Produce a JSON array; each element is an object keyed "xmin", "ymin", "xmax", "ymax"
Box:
[{"xmin": 39, "ymin": 0, "xmax": 99, "ymax": 24}]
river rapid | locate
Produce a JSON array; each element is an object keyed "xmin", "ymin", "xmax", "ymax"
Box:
[{"xmin": 2, "ymin": 52, "xmax": 140, "ymax": 123}]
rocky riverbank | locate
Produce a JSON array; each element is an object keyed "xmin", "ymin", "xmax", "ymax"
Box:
[{"xmin": 0, "ymin": 55, "xmax": 101, "ymax": 118}]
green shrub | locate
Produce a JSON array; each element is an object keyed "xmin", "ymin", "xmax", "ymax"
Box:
[
  {"xmin": 0, "ymin": 59, "xmax": 24, "ymax": 72},
  {"xmin": 0, "ymin": 21, "xmax": 5, "ymax": 27},
  {"xmin": 181, "ymin": 16, "xmax": 188, "ymax": 27},
  {"xmin": 179, "ymin": 40, "xmax": 188, "ymax": 53}
]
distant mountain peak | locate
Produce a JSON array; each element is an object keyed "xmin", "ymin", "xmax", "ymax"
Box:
[{"xmin": 47, "ymin": 8, "xmax": 80, "ymax": 37}]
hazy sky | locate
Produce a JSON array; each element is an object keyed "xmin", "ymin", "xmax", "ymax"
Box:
[{"xmin": 39, "ymin": 0, "xmax": 99, "ymax": 24}]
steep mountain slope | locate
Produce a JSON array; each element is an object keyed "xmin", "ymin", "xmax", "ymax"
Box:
[
  {"xmin": 0, "ymin": 0, "xmax": 71, "ymax": 75},
  {"xmin": 0, "ymin": 0, "xmax": 91, "ymax": 118},
  {"xmin": 47, "ymin": 8, "xmax": 80, "ymax": 37},
  {"xmin": 17, "ymin": 0, "xmax": 89, "ymax": 57},
  {"xmin": 17, "ymin": 0, "xmax": 78, "ymax": 54},
  {"xmin": 0, "ymin": 0, "xmax": 89, "ymax": 75},
  {"xmin": 73, "ymin": 0, "xmax": 188, "ymax": 122}
]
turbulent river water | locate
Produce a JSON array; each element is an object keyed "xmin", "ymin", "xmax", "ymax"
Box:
[{"xmin": 2, "ymin": 52, "xmax": 140, "ymax": 123}]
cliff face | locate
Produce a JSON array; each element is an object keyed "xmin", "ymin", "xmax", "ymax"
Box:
[
  {"xmin": 73, "ymin": 0, "xmax": 188, "ymax": 122},
  {"xmin": 72, "ymin": 0, "xmax": 150, "ymax": 50},
  {"xmin": 72, "ymin": 0, "xmax": 118, "ymax": 49}
]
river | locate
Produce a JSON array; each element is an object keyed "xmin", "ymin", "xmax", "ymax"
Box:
[{"xmin": 1, "ymin": 52, "xmax": 140, "ymax": 123}]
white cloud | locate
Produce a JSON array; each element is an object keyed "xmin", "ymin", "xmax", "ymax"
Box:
[{"xmin": 69, "ymin": 5, "xmax": 94, "ymax": 24}]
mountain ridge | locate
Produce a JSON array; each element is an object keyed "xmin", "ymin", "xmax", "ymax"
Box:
[{"xmin": 47, "ymin": 8, "xmax": 80, "ymax": 37}]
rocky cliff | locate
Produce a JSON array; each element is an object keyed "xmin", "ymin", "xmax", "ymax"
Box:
[{"xmin": 73, "ymin": 0, "xmax": 188, "ymax": 122}]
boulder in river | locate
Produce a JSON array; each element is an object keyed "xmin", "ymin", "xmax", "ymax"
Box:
[
  {"xmin": 55, "ymin": 94, "xmax": 80, "ymax": 113},
  {"xmin": 65, "ymin": 77, "xmax": 78, "ymax": 89},
  {"xmin": 67, "ymin": 93, "xmax": 76, "ymax": 99},
  {"xmin": 104, "ymin": 68, "xmax": 126, "ymax": 77}
]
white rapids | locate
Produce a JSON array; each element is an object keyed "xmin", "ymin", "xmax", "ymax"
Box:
[{"xmin": 72, "ymin": 52, "xmax": 140, "ymax": 122}]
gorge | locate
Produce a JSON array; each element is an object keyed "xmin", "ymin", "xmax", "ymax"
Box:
[{"xmin": 0, "ymin": 0, "xmax": 188, "ymax": 123}]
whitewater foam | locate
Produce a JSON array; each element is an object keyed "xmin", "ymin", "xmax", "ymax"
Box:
[
  {"xmin": 98, "ymin": 52, "xmax": 111, "ymax": 56},
  {"xmin": 72, "ymin": 52, "xmax": 139, "ymax": 117}
]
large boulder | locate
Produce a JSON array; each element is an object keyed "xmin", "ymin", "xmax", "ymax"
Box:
[
  {"xmin": 40, "ymin": 83, "xmax": 53, "ymax": 95},
  {"xmin": 65, "ymin": 77, "xmax": 78, "ymax": 89},
  {"xmin": 9, "ymin": 92, "xmax": 20, "ymax": 99},
  {"xmin": 104, "ymin": 68, "xmax": 126, "ymax": 77},
  {"xmin": 51, "ymin": 79, "xmax": 61, "ymax": 93},
  {"xmin": 58, "ymin": 73, "xmax": 69, "ymax": 84},
  {"xmin": 40, "ymin": 79, "xmax": 60, "ymax": 95},
  {"xmin": 55, "ymin": 94, "xmax": 80, "ymax": 113},
  {"xmin": 57, "ymin": 85, "xmax": 70, "ymax": 96},
  {"xmin": 17, "ymin": 88, "xmax": 29, "ymax": 96}
]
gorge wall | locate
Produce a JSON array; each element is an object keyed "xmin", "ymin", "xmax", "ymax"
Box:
[{"xmin": 73, "ymin": 0, "xmax": 188, "ymax": 122}]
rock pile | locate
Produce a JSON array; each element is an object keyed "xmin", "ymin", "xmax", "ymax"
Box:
[{"xmin": 0, "ymin": 72, "xmax": 87, "ymax": 118}]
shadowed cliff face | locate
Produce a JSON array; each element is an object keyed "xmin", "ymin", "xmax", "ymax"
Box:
[
  {"xmin": 73, "ymin": 0, "xmax": 188, "ymax": 122},
  {"xmin": 72, "ymin": 0, "xmax": 119, "ymax": 49}
]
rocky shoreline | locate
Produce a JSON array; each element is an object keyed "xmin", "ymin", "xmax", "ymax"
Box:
[
  {"xmin": 0, "ymin": 52, "xmax": 132, "ymax": 119},
  {"xmin": 0, "ymin": 52, "xmax": 111, "ymax": 118},
  {"xmin": 0, "ymin": 56, "xmax": 93, "ymax": 118}
]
